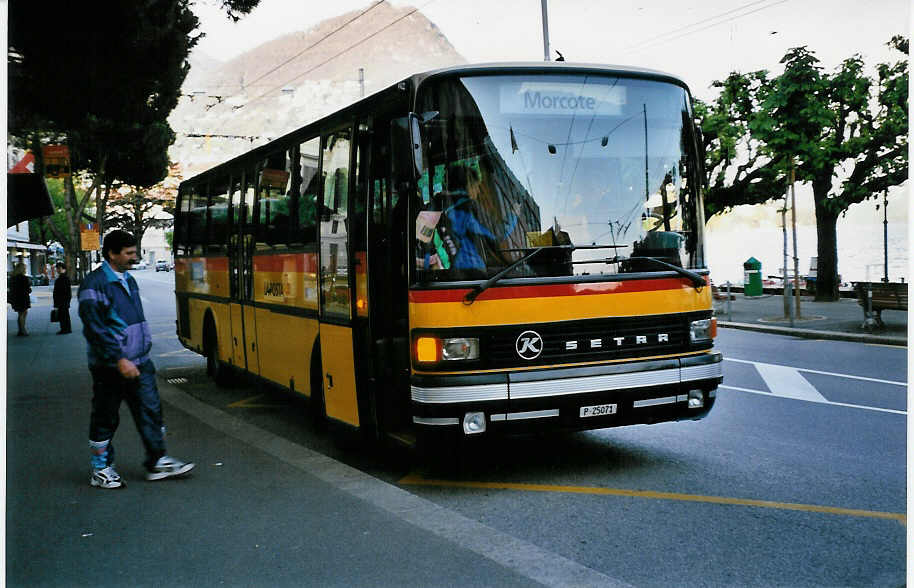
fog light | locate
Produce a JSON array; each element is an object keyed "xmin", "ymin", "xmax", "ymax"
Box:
[
  {"xmin": 688, "ymin": 389, "xmax": 704, "ymax": 409},
  {"xmin": 463, "ymin": 412, "xmax": 486, "ymax": 434}
]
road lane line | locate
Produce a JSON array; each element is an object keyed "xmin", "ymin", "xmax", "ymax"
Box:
[
  {"xmin": 720, "ymin": 385, "xmax": 906, "ymax": 415},
  {"xmin": 753, "ymin": 363, "xmax": 828, "ymax": 403},
  {"xmin": 399, "ymin": 474, "xmax": 906, "ymax": 525},
  {"xmin": 725, "ymin": 357, "xmax": 906, "ymax": 386}
]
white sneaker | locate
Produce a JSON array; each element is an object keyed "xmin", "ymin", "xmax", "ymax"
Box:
[
  {"xmin": 90, "ymin": 466, "xmax": 124, "ymax": 489},
  {"xmin": 146, "ymin": 456, "xmax": 195, "ymax": 481}
]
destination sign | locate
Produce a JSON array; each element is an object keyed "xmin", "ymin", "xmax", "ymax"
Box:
[{"xmin": 500, "ymin": 82, "xmax": 625, "ymax": 116}]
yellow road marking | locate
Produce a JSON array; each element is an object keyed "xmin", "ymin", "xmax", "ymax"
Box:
[
  {"xmin": 227, "ymin": 394, "xmax": 287, "ymax": 409},
  {"xmin": 399, "ymin": 474, "xmax": 905, "ymax": 524}
]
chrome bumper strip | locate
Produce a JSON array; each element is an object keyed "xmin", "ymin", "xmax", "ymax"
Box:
[
  {"xmin": 412, "ymin": 416, "xmax": 460, "ymax": 426},
  {"xmin": 411, "ymin": 356, "xmax": 722, "ymax": 404},
  {"xmin": 490, "ymin": 409, "xmax": 560, "ymax": 422},
  {"xmin": 411, "ymin": 382, "xmax": 508, "ymax": 404},
  {"xmin": 633, "ymin": 395, "xmax": 679, "ymax": 408}
]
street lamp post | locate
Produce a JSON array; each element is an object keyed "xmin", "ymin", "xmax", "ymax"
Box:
[
  {"xmin": 882, "ymin": 188, "xmax": 888, "ymax": 283},
  {"xmin": 541, "ymin": 0, "xmax": 550, "ymax": 61}
]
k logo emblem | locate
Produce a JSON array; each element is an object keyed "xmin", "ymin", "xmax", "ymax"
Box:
[{"xmin": 515, "ymin": 330, "xmax": 543, "ymax": 360}]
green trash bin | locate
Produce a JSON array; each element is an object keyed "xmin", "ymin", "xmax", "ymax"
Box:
[{"xmin": 743, "ymin": 257, "xmax": 763, "ymax": 297}]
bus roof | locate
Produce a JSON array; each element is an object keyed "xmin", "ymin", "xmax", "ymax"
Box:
[
  {"xmin": 407, "ymin": 61, "xmax": 690, "ymax": 90},
  {"xmin": 180, "ymin": 61, "xmax": 691, "ymax": 188}
]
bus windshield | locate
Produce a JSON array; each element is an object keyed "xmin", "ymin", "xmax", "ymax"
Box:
[{"xmin": 412, "ymin": 73, "xmax": 706, "ymax": 283}]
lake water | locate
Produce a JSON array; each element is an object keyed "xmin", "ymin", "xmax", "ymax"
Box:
[{"xmin": 705, "ymin": 221, "xmax": 908, "ymax": 285}]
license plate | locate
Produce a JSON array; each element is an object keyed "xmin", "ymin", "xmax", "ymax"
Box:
[{"xmin": 580, "ymin": 403, "xmax": 617, "ymax": 418}]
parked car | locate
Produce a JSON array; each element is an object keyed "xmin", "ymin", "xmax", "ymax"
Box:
[
  {"xmin": 155, "ymin": 259, "xmax": 171, "ymax": 272},
  {"xmin": 133, "ymin": 260, "xmax": 148, "ymax": 270}
]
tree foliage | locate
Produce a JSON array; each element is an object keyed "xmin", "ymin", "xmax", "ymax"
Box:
[
  {"xmin": 9, "ymin": 1, "xmax": 261, "ymax": 276},
  {"xmin": 699, "ymin": 37, "xmax": 908, "ymax": 300},
  {"xmin": 695, "ymin": 71, "xmax": 785, "ymax": 221}
]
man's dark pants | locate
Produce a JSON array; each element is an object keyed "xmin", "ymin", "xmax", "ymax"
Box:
[
  {"xmin": 58, "ymin": 304, "xmax": 72, "ymax": 333},
  {"xmin": 89, "ymin": 360, "xmax": 166, "ymax": 470}
]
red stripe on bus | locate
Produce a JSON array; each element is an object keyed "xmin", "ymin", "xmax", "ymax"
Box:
[
  {"xmin": 252, "ymin": 253, "xmax": 318, "ymax": 273},
  {"xmin": 408, "ymin": 278, "xmax": 704, "ymax": 303},
  {"xmin": 173, "ymin": 258, "xmax": 229, "ymax": 271}
]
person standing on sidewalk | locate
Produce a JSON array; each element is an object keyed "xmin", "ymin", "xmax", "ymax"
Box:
[
  {"xmin": 8, "ymin": 262, "xmax": 31, "ymax": 336},
  {"xmin": 78, "ymin": 230, "xmax": 194, "ymax": 489},
  {"xmin": 52, "ymin": 262, "xmax": 72, "ymax": 334}
]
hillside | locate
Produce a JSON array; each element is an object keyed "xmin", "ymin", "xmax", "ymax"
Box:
[{"xmin": 169, "ymin": 1, "xmax": 465, "ymax": 177}]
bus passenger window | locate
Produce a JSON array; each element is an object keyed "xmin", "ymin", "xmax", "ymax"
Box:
[
  {"xmin": 208, "ymin": 176, "xmax": 231, "ymax": 254},
  {"xmin": 175, "ymin": 188, "xmax": 191, "ymax": 256},
  {"xmin": 257, "ymin": 150, "xmax": 292, "ymax": 250},
  {"xmin": 188, "ymin": 186, "xmax": 209, "ymax": 256},
  {"xmin": 297, "ymin": 137, "xmax": 320, "ymax": 247}
]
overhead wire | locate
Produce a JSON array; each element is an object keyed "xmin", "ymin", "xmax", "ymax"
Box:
[
  {"xmin": 623, "ymin": 0, "xmax": 790, "ymax": 54},
  {"xmin": 234, "ymin": 1, "xmax": 386, "ymax": 96},
  {"xmin": 233, "ymin": 0, "xmax": 438, "ymax": 113}
]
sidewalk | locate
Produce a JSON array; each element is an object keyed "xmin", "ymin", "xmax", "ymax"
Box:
[
  {"xmin": 5, "ymin": 292, "xmax": 620, "ymax": 587},
  {"xmin": 713, "ymin": 289, "xmax": 907, "ymax": 346}
]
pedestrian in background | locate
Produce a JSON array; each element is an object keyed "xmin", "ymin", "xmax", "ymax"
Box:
[
  {"xmin": 8, "ymin": 262, "xmax": 31, "ymax": 336},
  {"xmin": 78, "ymin": 230, "xmax": 194, "ymax": 489},
  {"xmin": 52, "ymin": 262, "xmax": 72, "ymax": 334}
]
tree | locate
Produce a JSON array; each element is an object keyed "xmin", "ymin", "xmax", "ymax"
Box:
[
  {"xmin": 8, "ymin": 1, "xmax": 260, "ymax": 276},
  {"xmin": 752, "ymin": 39, "xmax": 908, "ymax": 300},
  {"xmin": 695, "ymin": 72, "xmax": 786, "ymax": 222},
  {"xmin": 106, "ymin": 188, "xmax": 175, "ymax": 257}
]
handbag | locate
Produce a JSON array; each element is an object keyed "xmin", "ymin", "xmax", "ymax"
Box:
[{"xmin": 50, "ymin": 308, "xmax": 59, "ymax": 323}]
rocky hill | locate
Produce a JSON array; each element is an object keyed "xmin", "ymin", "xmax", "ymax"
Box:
[{"xmin": 169, "ymin": 1, "xmax": 465, "ymax": 178}]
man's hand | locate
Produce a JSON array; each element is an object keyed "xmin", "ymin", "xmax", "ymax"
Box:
[{"xmin": 117, "ymin": 358, "xmax": 140, "ymax": 379}]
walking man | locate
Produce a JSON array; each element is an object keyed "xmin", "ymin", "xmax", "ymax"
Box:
[
  {"xmin": 78, "ymin": 230, "xmax": 194, "ymax": 489},
  {"xmin": 53, "ymin": 261, "xmax": 72, "ymax": 334}
]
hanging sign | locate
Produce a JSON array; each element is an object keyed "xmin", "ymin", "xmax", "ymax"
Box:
[{"xmin": 42, "ymin": 145, "xmax": 71, "ymax": 178}]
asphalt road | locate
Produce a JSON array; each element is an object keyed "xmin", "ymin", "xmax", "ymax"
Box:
[{"xmin": 134, "ymin": 271, "xmax": 909, "ymax": 587}]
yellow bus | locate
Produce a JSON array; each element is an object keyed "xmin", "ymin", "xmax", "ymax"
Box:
[{"xmin": 174, "ymin": 62, "xmax": 722, "ymax": 449}]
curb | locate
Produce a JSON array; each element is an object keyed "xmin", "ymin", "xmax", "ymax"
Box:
[{"xmin": 718, "ymin": 321, "xmax": 907, "ymax": 347}]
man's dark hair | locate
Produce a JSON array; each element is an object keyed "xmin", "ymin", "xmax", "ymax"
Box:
[
  {"xmin": 56, "ymin": 261, "xmax": 66, "ymax": 270},
  {"xmin": 102, "ymin": 230, "xmax": 137, "ymax": 261}
]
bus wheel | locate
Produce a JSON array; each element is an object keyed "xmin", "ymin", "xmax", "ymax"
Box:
[
  {"xmin": 204, "ymin": 320, "xmax": 231, "ymax": 386},
  {"xmin": 309, "ymin": 345, "xmax": 326, "ymax": 428}
]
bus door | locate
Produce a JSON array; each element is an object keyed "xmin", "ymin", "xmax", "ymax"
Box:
[
  {"xmin": 318, "ymin": 127, "xmax": 360, "ymax": 427},
  {"xmin": 367, "ymin": 115, "xmax": 412, "ymax": 435},
  {"xmin": 229, "ymin": 170, "xmax": 260, "ymax": 375}
]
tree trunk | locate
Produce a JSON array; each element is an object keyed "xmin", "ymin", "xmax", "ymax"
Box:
[{"xmin": 813, "ymin": 192, "xmax": 840, "ymax": 301}]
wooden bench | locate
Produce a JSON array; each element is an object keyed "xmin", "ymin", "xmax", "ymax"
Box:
[{"xmin": 853, "ymin": 281, "xmax": 908, "ymax": 330}]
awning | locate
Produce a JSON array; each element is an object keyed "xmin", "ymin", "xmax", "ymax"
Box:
[
  {"xmin": 7, "ymin": 241, "xmax": 47, "ymax": 251},
  {"xmin": 7, "ymin": 174, "xmax": 54, "ymax": 227}
]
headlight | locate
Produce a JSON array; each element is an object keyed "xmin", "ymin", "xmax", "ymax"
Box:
[
  {"xmin": 415, "ymin": 336, "xmax": 480, "ymax": 363},
  {"xmin": 442, "ymin": 338, "xmax": 479, "ymax": 361},
  {"xmin": 690, "ymin": 318, "xmax": 715, "ymax": 343}
]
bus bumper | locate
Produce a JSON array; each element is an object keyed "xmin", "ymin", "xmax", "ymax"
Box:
[{"xmin": 411, "ymin": 351, "xmax": 722, "ymax": 435}]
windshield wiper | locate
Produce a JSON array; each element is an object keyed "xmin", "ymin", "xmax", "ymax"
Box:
[
  {"xmin": 463, "ymin": 244, "xmax": 626, "ymax": 305},
  {"xmin": 585, "ymin": 255, "xmax": 704, "ymax": 289}
]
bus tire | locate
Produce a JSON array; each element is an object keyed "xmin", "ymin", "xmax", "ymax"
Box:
[{"xmin": 204, "ymin": 318, "xmax": 231, "ymax": 387}]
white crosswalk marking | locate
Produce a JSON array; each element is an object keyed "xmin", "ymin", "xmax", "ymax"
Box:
[{"xmin": 753, "ymin": 362, "xmax": 828, "ymax": 403}]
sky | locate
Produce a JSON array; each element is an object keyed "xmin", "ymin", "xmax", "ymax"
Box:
[
  {"xmin": 188, "ymin": 0, "xmax": 911, "ymax": 282},
  {"xmin": 190, "ymin": 0, "xmax": 910, "ymax": 100}
]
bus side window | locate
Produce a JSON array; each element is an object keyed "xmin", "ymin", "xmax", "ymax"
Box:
[
  {"xmin": 188, "ymin": 185, "xmax": 209, "ymax": 256},
  {"xmin": 208, "ymin": 176, "xmax": 231, "ymax": 254},
  {"xmin": 175, "ymin": 188, "xmax": 190, "ymax": 256},
  {"xmin": 297, "ymin": 136, "xmax": 321, "ymax": 247},
  {"xmin": 257, "ymin": 150, "xmax": 292, "ymax": 250}
]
